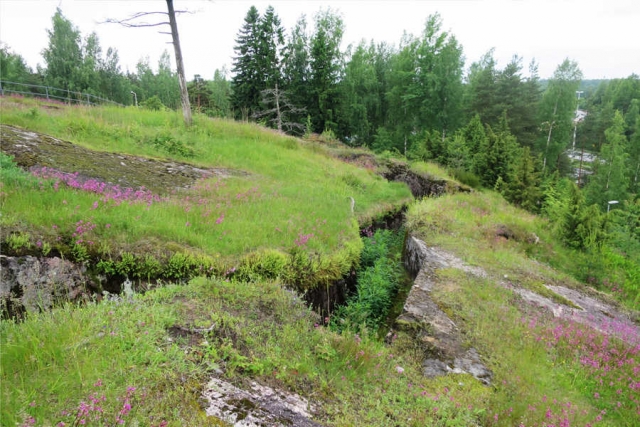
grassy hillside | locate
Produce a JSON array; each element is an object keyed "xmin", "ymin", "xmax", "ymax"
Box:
[
  {"xmin": 2, "ymin": 97, "xmax": 638, "ymax": 426},
  {"xmin": 0, "ymin": 97, "xmax": 412, "ymax": 289},
  {"xmin": 404, "ymin": 191, "xmax": 639, "ymax": 427}
]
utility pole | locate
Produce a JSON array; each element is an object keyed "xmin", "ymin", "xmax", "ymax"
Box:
[{"xmin": 571, "ymin": 90, "xmax": 584, "ymax": 153}]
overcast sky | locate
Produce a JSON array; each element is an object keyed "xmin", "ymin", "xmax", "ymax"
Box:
[{"xmin": 1, "ymin": 0, "xmax": 638, "ymax": 81}]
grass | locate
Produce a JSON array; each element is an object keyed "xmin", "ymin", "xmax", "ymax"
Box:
[
  {"xmin": 0, "ymin": 97, "xmax": 412, "ymax": 287},
  {"xmin": 2, "ymin": 96, "xmax": 638, "ymax": 426},
  {"xmin": 403, "ymin": 190, "xmax": 640, "ymax": 426},
  {"xmin": 409, "ymin": 161, "xmax": 454, "ymax": 182},
  {"xmin": 0, "ymin": 286, "xmax": 223, "ymax": 426},
  {"xmin": 405, "ymin": 189, "xmax": 638, "ymax": 307},
  {"xmin": 2, "ymin": 277, "xmax": 483, "ymax": 427}
]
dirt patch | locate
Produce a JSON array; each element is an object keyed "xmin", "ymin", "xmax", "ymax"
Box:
[{"xmin": 1, "ymin": 124, "xmax": 247, "ymax": 194}]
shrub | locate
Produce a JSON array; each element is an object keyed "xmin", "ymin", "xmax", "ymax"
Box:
[
  {"xmin": 140, "ymin": 95, "xmax": 165, "ymax": 111},
  {"xmin": 333, "ymin": 229, "xmax": 405, "ymax": 334},
  {"xmin": 451, "ymin": 168, "xmax": 481, "ymax": 189}
]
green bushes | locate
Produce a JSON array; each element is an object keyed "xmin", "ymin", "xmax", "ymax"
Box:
[
  {"xmin": 332, "ymin": 229, "xmax": 406, "ymax": 334},
  {"xmin": 142, "ymin": 133, "xmax": 195, "ymax": 158}
]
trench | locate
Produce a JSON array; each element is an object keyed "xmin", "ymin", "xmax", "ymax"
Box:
[
  {"xmin": 302, "ymin": 160, "xmax": 463, "ymax": 326},
  {"xmin": 1, "ymin": 157, "xmax": 454, "ymax": 323}
]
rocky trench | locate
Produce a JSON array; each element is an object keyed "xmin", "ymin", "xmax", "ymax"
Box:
[
  {"xmin": 7, "ymin": 124, "xmax": 637, "ymax": 425},
  {"xmin": 0, "ymin": 124, "xmax": 469, "ymax": 425}
]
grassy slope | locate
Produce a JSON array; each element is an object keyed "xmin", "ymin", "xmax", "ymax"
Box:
[
  {"xmin": 0, "ymin": 97, "xmax": 412, "ymax": 284},
  {"xmin": 404, "ymin": 191, "xmax": 639, "ymax": 427},
  {"xmin": 2, "ymin": 97, "xmax": 638, "ymax": 426}
]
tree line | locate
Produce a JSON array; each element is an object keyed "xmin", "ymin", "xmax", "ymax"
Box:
[{"xmin": 1, "ymin": 6, "xmax": 639, "ymax": 290}]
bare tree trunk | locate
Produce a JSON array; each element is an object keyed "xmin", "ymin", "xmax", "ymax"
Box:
[
  {"xmin": 166, "ymin": 0, "xmax": 192, "ymax": 126},
  {"xmin": 275, "ymin": 83, "xmax": 282, "ymax": 132},
  {"xmin": 543, "ymin": 99, "xmax": 558, "ymax": 173}
]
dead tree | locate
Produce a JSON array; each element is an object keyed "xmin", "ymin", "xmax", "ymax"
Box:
[
  {"xmin": 103, "ymin": 0, "xmax": 192, "ymax": 126},
  {"xmin": 252, "ymin": 84, "xmax": 305, "ymax": 134}
]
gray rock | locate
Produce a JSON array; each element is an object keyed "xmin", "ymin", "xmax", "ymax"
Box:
[
  {"xmin": 395, "ymin": 237, "xmax": 493, "ymax": 385},
  {"xmin": 203, "ymin": 377, "xmax": 321, "ymax": 427},
  {"xmin": 1, "ymin": 255, "xmax": 95, "ymax": 318}
]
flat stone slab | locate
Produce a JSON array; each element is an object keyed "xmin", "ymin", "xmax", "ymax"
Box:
[
  {"xmin": 203, "ymin": 378, "xmax": 320, "ymax": 427},
  {"xmin": 0, "ymin": 124, "xmax": 247, "ymax": 195}
]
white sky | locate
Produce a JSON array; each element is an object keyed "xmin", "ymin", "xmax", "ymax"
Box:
[{"xmin": 0, "ymin": 0, "xmax": 639, "ymax": 80}]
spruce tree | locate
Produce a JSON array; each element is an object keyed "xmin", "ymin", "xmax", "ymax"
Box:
[
  {"xmin": 479, "ymin": 114, "xmax": 519, "ymax": 188},
  {"xmin": 502, "ymin": 146, "xmax": 542, "ymax": 212},
  {"xmin": 457, "ymin": 114, "xmax": 490, "ymax": 180},
  {"xmin": 231, "ymin": 6, "xmax": 261, "ymax": 120}
]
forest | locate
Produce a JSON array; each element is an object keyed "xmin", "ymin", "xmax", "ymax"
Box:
[{"xmin": 1, "ymin": 6, "xmax": 639, "ymax": 298}]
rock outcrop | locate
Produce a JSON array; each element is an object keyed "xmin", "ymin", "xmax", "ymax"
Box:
[
  {"xmin": 0, "ymin": 255, "xmax": 96, "ymax": 318},
  {"xmin": 203, "ymin": 378, "xmax": 320, "ymax": 427},
  {"xmin": 395, "ymin": 237, "xmax": 493, "ymax": 385},
  {"xmin": 380, "ymin": 160, "xmax": 471, "ymax": 199}
]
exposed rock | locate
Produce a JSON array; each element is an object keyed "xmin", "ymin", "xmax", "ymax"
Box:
[
  {"xmin": 396, "ymin": 237, "xmax": 493, "ymax": 385},
  {"xmin": 203, "ymin": 377, "xmax": 320, "ymax": 427},
  {"xmin": 509, "ymin": 283, "xmax": 640, "ymax": 346},
  {"xmin": 380, "ymin": 159, "xmax": 470, "ymax": 198},
  {"xmin": 0, "ymin": 254, "xmax": 96, "ymax": 318},
  {"xmin": 495, "ymin": 224, "xmax": 516, "ymax": 240},
  {"xmin": 0, "ymin": 124, "xmax": 246, "ymax": 194}
]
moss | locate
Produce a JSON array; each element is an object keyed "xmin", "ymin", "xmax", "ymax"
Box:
[{"xmin": 1, "ymin": 124, "xmax": 214, "ymax": 194}]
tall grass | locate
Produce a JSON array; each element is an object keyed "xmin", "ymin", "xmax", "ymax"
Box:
[
  {"xmin": 0, "ymin": 287, "xmax": 222, "ymax": 426},
  {"xmin": 2, "ymin": 277, "xmax": 483, "ymax": 426}
]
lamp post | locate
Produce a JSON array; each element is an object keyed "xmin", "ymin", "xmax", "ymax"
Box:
[
  {"xmin": 607, "ymin": 200, "xmax": 619, "ymax": 213},
  {"xmin": 130, "ymin": 90, "xmax": 138, "ymax": 107}
]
